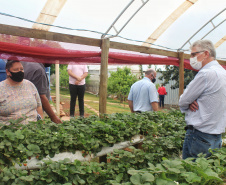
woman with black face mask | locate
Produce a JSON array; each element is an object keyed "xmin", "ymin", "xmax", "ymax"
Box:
[{"xmin": 0, "ymin": 60, "xmax": 43, "ymax": 125}]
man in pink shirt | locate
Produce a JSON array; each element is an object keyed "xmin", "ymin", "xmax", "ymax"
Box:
[{"xmin": 67, "ymin": 63, "xmax": 88, "ymax": 117}]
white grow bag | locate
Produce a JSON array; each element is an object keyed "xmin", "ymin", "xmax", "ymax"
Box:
[{"xmin": 15, "ymin": 135, "xmax": 144, "ymax": 170}]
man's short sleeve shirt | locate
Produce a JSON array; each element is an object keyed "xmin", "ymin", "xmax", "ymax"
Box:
[
  {"xmin": 21, "ymin": 62, "xmax": 50, "ymax": 99},
  {"xmin": 128, "ymin": 77, "xmax": 158, "ymax": 112}
]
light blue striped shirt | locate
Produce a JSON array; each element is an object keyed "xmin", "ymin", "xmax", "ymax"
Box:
[
  {"xmin": 179, "ymin": 60, "xmax": 226, "ymax": 134},
  {"xmin": 128, "ymin": 77, "xmax": 158, "ymax": 112}
]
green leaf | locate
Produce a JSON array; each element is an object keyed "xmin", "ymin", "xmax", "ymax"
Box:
[
  {"xmin": 130, "ymin": 174, "xmax": 141, "ymax": 185},
  {"xmin": 4, "ymin": 130, "xmax": 15, "ymax": 141},
  {"xmin": 2, "ymin": 176, "xmax": 9, "ymax": 182},
  {"xmin": 148, "ymin": 163, "xmax": 155, "ymax": 171},
  {"xmin": 116, "ymin": 173, "xmax": 123, "ymax": 183},
  {"xmin": 0, "ymin": 142, "xmax": 5, "ymax": 149},
  {"xmin": 196, "ymin": 158, "xmax": 209, "ymax": 170},
  {"xmin": 63, "ymin": 158, "xmax": 71, "ymax": 163},
  {"xmin": 167, "ymin": 168, "xmax": 181, "ymax": 174},
  {"xmin": 156, "ymin": 178, "xmax": 176, "ymax": 185},
  {"xmin": 27, "ymin": 144, "xmax": 41, "ymax": 153},
  {"xmin": 17, "ymin": 144, "xmax": 26, "ymax": 152},
  {"xmin": 141, "ymin": 173, "xmax": 154, "ymax": 182},
  {"xmin": 19, "ymin": 175, "xmax": 35, "ymax": 182},
  {"xmin": 128, "ymin": 170, "xmax": 139, "ymax": 175},
  {"xmin": 15, "ymin": 130, "xmax": 24, "ymax": 139},
  {"xmin": 26, "ymin": 150, "xmax": 33, "ymax": 156},
  {"xmin": 203, "ymin": 168, "xmax": 222, "ymax": 181},
  {"xmin": 181, "ymin": 172, "xmax": 202, "ymax": 183},
  {"xmin": 46, "ymin": 178, "xmax": 53, "ymax": 183},
  {"xmin": 155, "ymin": 164, "xmax": 166, "ymax": 172},
  {"xmin": 78, "ymin": 178, "xmax": 86, "ymax": 184}
]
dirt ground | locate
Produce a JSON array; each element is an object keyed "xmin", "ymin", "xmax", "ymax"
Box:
[
  {"xmin": 60, "ymin": 98, "xmax": 94, "ymax": 118},
  {"xmin": 60, "ymin": 97, "xmax": 179, "ymax": 118}
]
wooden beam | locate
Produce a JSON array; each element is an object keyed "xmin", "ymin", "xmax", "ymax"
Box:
[
  {"xmin": 143, "ymin": 0, "xmax": 198, "ymax": 47},
  {"xmin": 0, "ymin": 24, "xmax": 101, "ymax": 47},
  {"xmin": 110, "ymin": 41, "xmax": 178, "ymax": 58},
  {"xmin": 0, "ymin": 24, "xmax": 177, "ymax": 57},
  {"xmin": 214, "ymin": 35, "xmax": 226, "ymax": 48},
  {"xmin": 99, "ymin": 38, "xmax": 110, "ymax": 117},
  {"xmin": 0, "ymin": 24, "xmax": 226, "ymax": 65},
  {"xmin": 184, "ymin": 53, "xmax": 190, "ymax": 60},
  {"xmin": 179, "ymin": 52, "xmax": 184, "ymax": 97},
  {"xmin": 218, "ymin": 59, "xmax": 226, "ymax": 66},
  {"xmin": 33, "ymin": 0, "xmax": 67, "ymax": 30}
]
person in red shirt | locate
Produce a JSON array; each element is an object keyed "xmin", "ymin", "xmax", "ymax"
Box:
[{"xmin": 157, "ymin": 84, "xmax": 167, "ymax": 108}]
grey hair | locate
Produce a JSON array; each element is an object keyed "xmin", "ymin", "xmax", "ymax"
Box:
[
  {"xmin": 190, "ymin": 40, "xmax": 216, "ymax": 59},
  {"xmin": 145, "ymin": 68, "xmax": 155, "ymax": 76}
]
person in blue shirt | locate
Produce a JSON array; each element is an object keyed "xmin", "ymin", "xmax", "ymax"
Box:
[
  {"xmin": 128, "ymin": 68, "xmax": 158, "ymax": 113},
  {"xmin": 179, "ymin": 40, "xmax": 226, "ymax": 159},
  {"xmin": 0, "ymin": 59, "xmax": 7, "ymax": 82}
]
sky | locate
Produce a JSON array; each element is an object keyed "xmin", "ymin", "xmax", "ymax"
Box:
[{"xmin": 0, "ymin": 0, "xmax": 225, "ymax": 61}]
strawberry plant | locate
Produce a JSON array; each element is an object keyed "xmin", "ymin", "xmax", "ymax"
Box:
[
  {"xmin": 0, "ymin": 110, "xmax": 225, "ymax": 185},
  {"xmin": 127, "ymin": 148, "xmax": 226, "ymax": 185}
]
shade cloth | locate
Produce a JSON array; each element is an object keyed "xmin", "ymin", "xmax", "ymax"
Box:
[{"xmin": 0, "ymin": 35, "xmax": 225, "ymax": 70}]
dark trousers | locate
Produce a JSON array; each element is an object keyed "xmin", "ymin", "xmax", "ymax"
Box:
[
  {"xmin": 159, "ymin": 95, "xmax": 165, "ymax": 107},
  {"xmin": 69, "ymin": 84, "xmax": 85, "ymax": 117}
]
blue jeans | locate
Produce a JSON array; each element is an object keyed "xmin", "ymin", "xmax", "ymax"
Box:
[
  {"xmin": 159, "ymin": 95, "xmax": 165, "ymax": 107},
  {"xmin": 182, "ymin": 128, "xmax": 222, "ymax": 159}
]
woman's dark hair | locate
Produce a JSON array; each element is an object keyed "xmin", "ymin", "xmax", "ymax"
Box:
[{"xmin": 5, "ymin": 60, "xmax": 21, "ymax": 70}]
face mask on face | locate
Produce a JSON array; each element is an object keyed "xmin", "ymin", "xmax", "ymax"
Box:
[
  {"xmin": 150, "ymin": 74, "xmax": 156, "ymax": 83},
  {"xmin": 9, "ymin": 71, "xmax": 24, "ymax": 82},
  {"xmin": 190, "ymin": 56, "xmax": 203, "ymax": 70}
]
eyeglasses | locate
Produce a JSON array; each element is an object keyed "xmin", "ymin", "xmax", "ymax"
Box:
[{"xmin": 190, "ymin": 51, "xmax": 204, "ymax": 57}]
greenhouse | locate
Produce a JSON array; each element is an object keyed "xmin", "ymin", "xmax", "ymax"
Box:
[{"xmin": 0, "ymin": 0, "xmax": 225, "ymax": 184}]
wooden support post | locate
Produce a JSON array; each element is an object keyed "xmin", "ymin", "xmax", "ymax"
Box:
[
  {"xmin": 99, "ymin": 38, "xmax": 110, "ymax": 117},
  {"xmin": 55, "ymin": 63, "xmax": 60, "ymax": 116},
  {"xmin": 179, "ymin": 52, "xmax": 184, "ymax": 98}
]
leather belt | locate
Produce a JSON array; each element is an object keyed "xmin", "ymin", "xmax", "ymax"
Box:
[
  {"xmin": 185, "ymin": 125, "xmax": 194, "ymax": 131},
  {"xmin": 135, "ymin": 111, "xmax": 141, "ymax": 113}
]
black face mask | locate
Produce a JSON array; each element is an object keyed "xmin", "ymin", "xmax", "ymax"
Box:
[
  {"xmin": 152, "ymin": 78, "xmax": 156, "ymax": 83},
  {"xmin": 9, "ymin": 71, "xmax": 24, "ymax": 82}
]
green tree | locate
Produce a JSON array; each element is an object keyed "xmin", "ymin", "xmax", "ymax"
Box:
[
  {"xmin": 59, "ymin": 65, "xmax": 69, "ymax": 89},
  {"xmin": 107, "ymin": 67, "xmax": 138, "ymax": 102},
  {"xmin": 158, "ymin": 65, "xmax": 197, "ymax": 89},
  {"xmin": 51, "ymin": 65, "xmax": 69, "ymax": 88},
  {"xmin": 139, "ymin": 65, "xmax": 144, "ymax": 78}
]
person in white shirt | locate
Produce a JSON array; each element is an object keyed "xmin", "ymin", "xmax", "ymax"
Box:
[
  {"xmin": 179, "ymin": 40, "xmax": 226, "ymax": 159},
  {"xmin": 67, "ymin": 63, "xmax": 88, "ymax": 117}
]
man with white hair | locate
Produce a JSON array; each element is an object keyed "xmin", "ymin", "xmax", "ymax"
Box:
[
  {"xmin": 179, "ymin": 40, "xmax": 226, "ymax": 159},
  {"xmin": 128, "ymin": 68, "xmax": 158, "ymax": 113}
]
